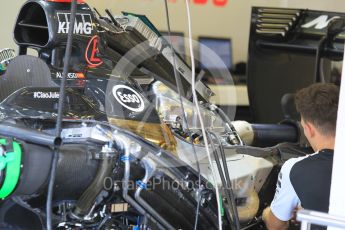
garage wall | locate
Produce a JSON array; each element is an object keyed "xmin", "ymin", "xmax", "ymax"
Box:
[
  {"xmin": 93, "ymin": 0, "xmax": 345, "ymax": 64},
  {"xmin": 0, "ymin": 0, "xmax": 27, "ymax": 51},
  {"xmin": 2, "ymin": 0, "xmax": 345, "ymax": 64}
]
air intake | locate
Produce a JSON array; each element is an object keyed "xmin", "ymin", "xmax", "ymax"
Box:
[{"xmin": 14, "ymin": 2, "xmax": 49, "ymax": 48}]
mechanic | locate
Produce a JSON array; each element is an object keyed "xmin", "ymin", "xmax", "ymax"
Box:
[{"xmin": 262, "ymin": 83, "xmax": 340, "ymax": 230}]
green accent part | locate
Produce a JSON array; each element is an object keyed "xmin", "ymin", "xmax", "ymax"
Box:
[
  {"xmin": 0, "ymin": 154, "xmax": 15, "ymax": 170},
  {"xmin": 220, "ymin": 194, "xmax": 225, "ymax": 217},
  {"xmin": 0, "ymin": 139, "xmax": 22, "ymax": 199},
  {"xmin": 0, "ymin": 63, "xmax": 5, "ymax": 71}
]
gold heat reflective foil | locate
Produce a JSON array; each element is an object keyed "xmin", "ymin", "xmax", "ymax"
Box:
[{"xmin": 108, "ymin": 118, "xmax": 177, "ymax": 155}]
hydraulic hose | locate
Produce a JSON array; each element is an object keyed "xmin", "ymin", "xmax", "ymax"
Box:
[
  {"xmin": 134, "ymin": 157, "xmax": 175, "ymax": 230},
  {"xmin": 117, "ymin": 137, "xmax": 166, "ymax": 229},
  {"xmin": 212, "ymin": 105, "xmax": 244, "ymax": 145},
  {"xmin": 207, "ymin": 133, "xmax": 236, "ymax": 229},
  {"xmin": 47, "ymin": 0, "xmax": 77, "ymax": 227},
  {"xmin": 73, "ymin": 155, "xmax": 115, "ymax": 218},
  {"xmin": 0, "ymin": 123, "xmax": 61, "ymax": 146},
  {"xmin": 212, "ymin": 132, "xmax": 240, "ymax": 229}
]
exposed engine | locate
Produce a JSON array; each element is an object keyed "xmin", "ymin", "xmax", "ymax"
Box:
[{"xmin": 0, "ymin": 1, "xmax": 312, "ymax": 229}]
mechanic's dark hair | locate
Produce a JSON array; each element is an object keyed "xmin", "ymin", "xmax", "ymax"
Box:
[{"xmin": 295, "ymin": 83, "xmax": 339, "ymax": 136}]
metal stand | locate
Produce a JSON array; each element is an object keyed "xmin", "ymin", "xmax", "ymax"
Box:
[{"xmin": 297, "ymin": 209, "xmax": 345, "ymax": 230}]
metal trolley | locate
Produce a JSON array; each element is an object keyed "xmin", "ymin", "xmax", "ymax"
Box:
[{"xmin": 297, "ymin": 209, "xmax": 345, "ymax": 230}]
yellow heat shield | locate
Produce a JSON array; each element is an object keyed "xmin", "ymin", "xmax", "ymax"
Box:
[{"xmin": 108, "ymin": 118, "xmax": 177, "ymax": 154}]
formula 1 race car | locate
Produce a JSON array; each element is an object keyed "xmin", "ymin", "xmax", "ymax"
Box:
[{"xmin": 0, "ymin": 1, "xmax": 310, "ymax": 229}]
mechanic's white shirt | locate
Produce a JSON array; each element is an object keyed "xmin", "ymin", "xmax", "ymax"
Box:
[{"xmin": 270, "ymin": 154, "xmax": 317, "ymax": 221}]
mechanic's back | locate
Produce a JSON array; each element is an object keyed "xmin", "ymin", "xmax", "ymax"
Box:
[{"xmin": 263, "ymin": 83, "xmax": 340, "ymax": 230}]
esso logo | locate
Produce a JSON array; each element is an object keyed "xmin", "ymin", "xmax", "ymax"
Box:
[{"xmin": 112, "ymin": 85, "xmax": 145, "ymax": 113}]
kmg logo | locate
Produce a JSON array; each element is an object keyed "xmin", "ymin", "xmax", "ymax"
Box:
[{"xmin": 169, "ymin": 0, "xmax": 228, "ymax": 7}]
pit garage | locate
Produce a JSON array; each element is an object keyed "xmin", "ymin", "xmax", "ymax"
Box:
[{"xmin": 0, "ymin": 0, "xmax": 344, "ymax": 229}]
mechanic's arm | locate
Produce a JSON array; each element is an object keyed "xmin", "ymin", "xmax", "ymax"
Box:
[
  {"xmin": 262, "ymin": 207, "xmax": 288, "ymax": 230},
  {"xmin": 263, "ymin": 158, "xmax": 301, "ymax": 230}
]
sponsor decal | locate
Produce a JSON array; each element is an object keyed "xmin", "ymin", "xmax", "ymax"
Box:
[
  {"xmin": 33, "ymin": 92, "xmax": 59, "ymax": 99},
  {"xmin": 85, "ymin": 35, "xmax": 103, "ymax": 67},
  {"xmin": 302, "ymin": 15, "xmax": 340, "ymax": 30},
  {"xmin": 57, "ymin": 12, "xmax": 93, "ymax": 35},
  {"xmin": 56, "ymin": 72, "xmax": 85, "ymax": 79},
  {"xmin": 112, "ymin": 85, "xmax": 145, "ymax": 112}
]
